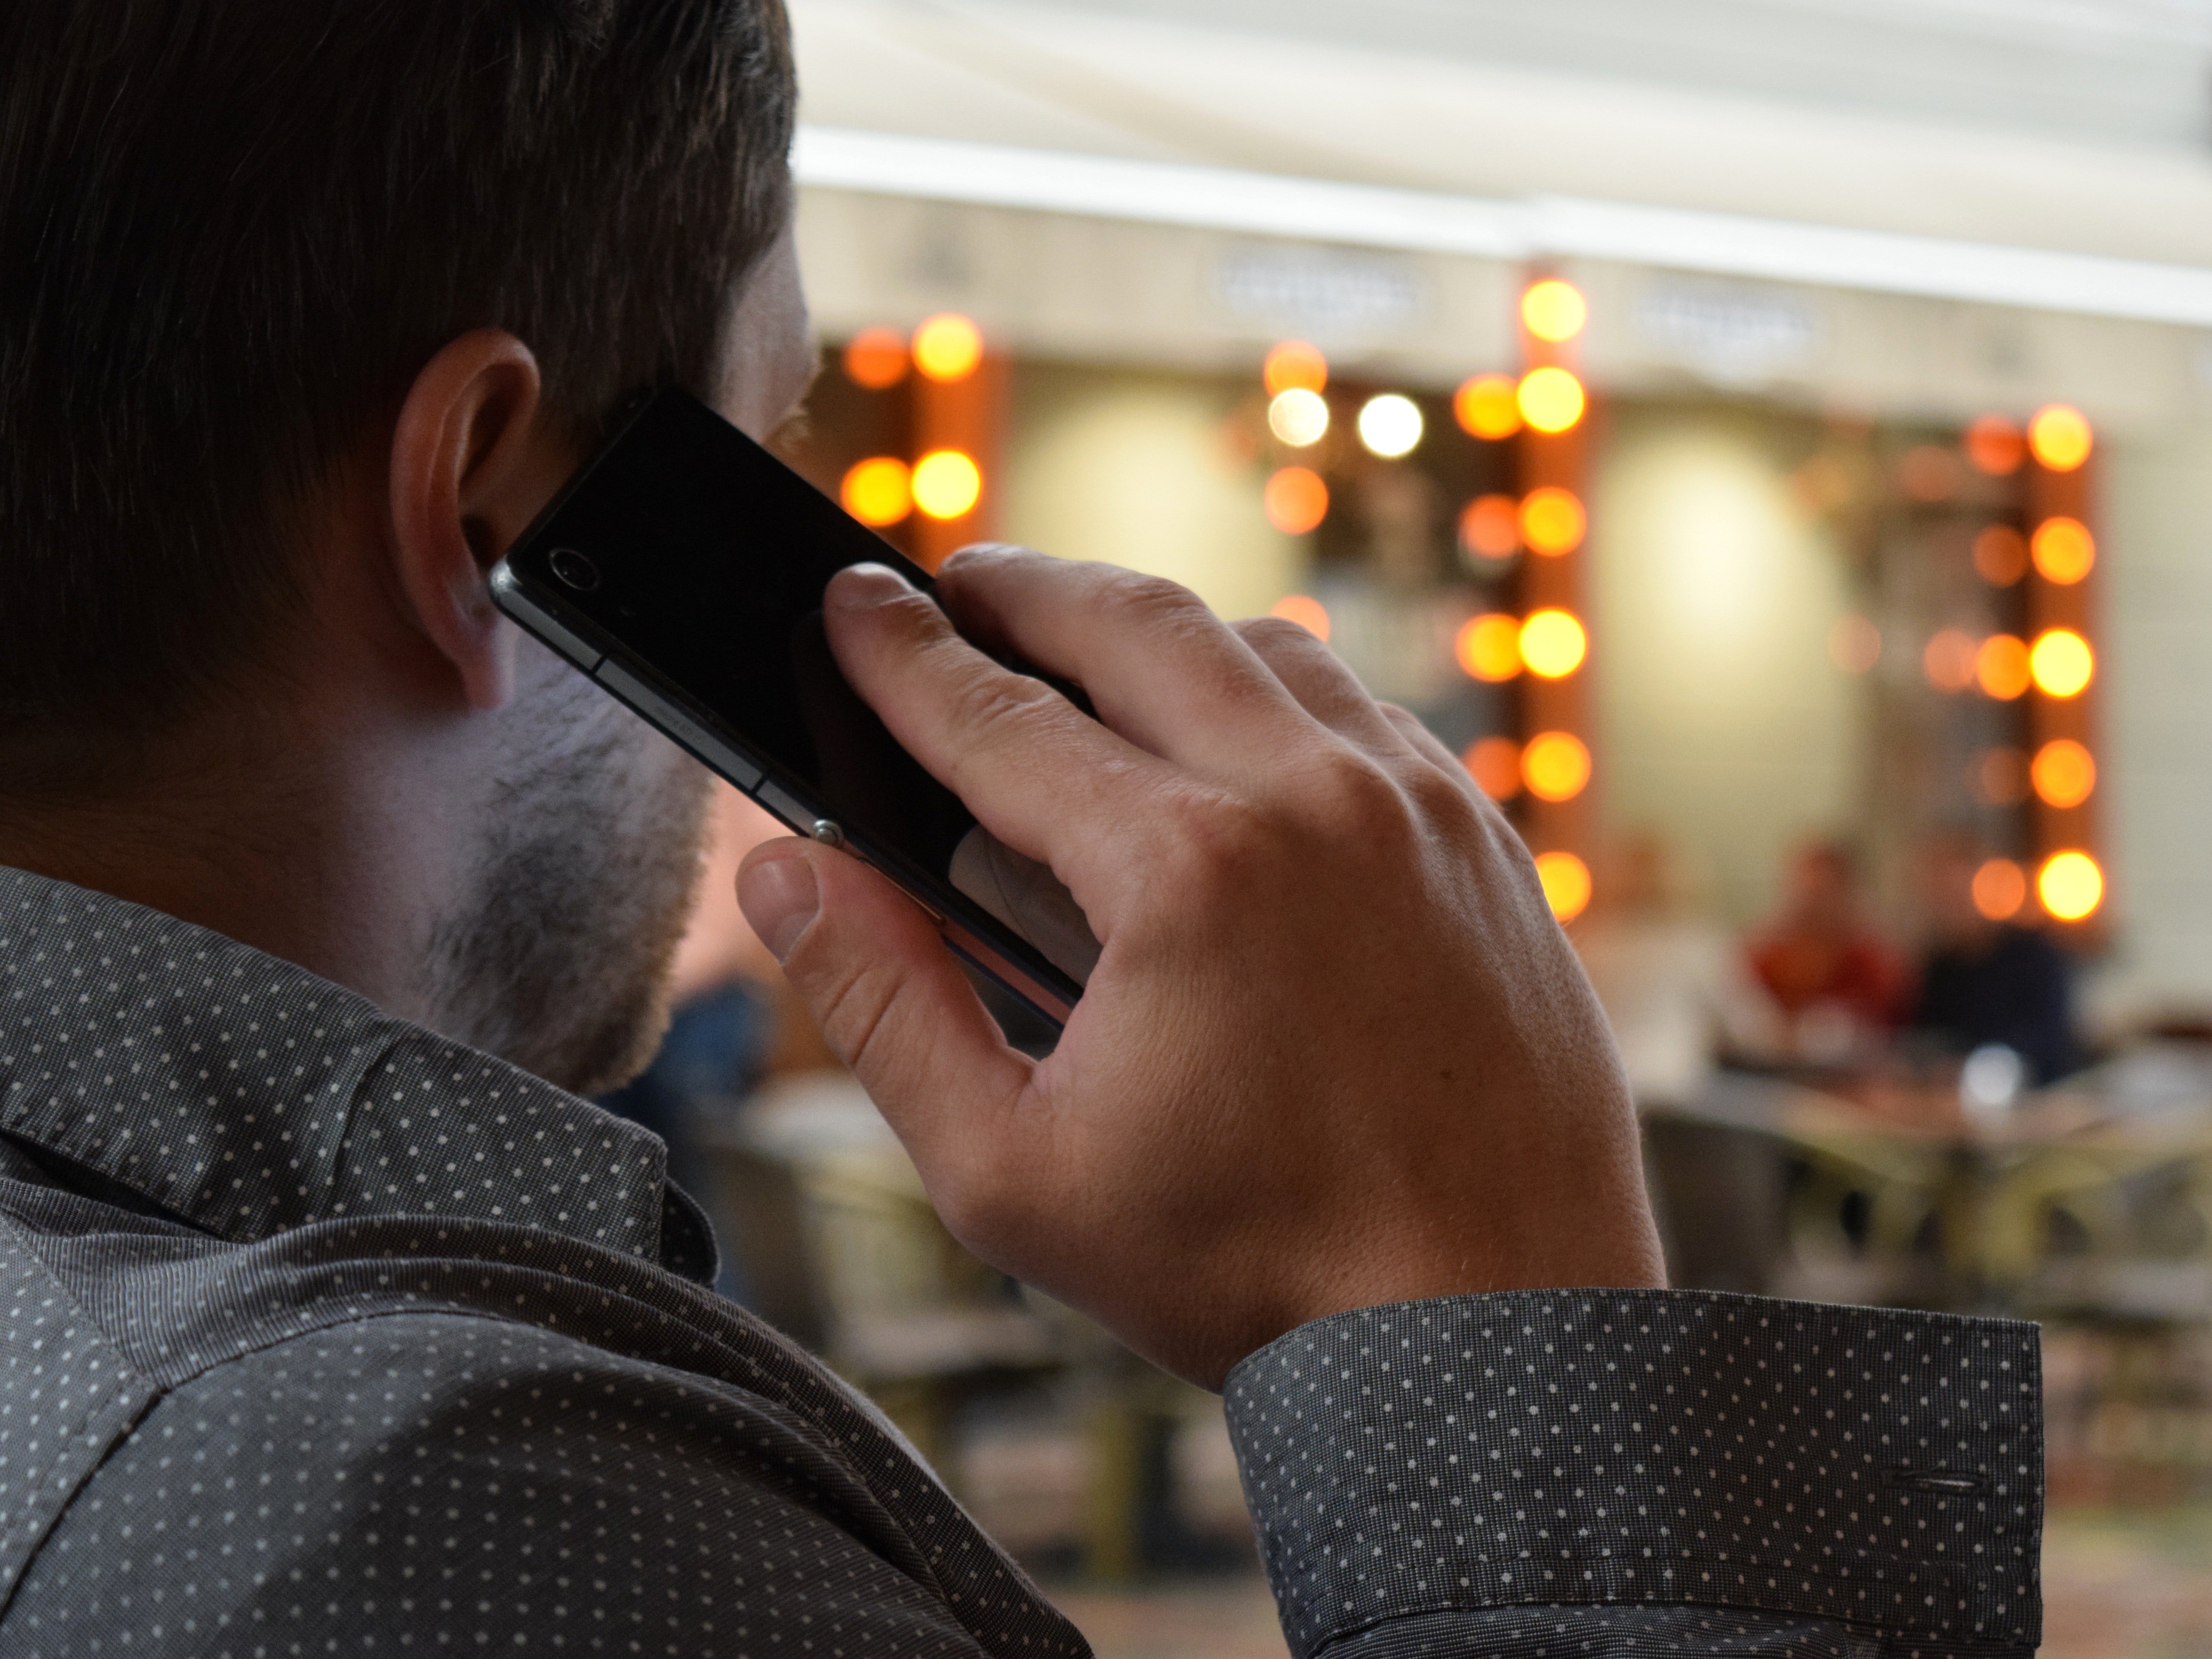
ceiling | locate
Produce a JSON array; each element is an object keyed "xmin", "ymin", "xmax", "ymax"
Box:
[{"xmin": 788, "ymin": 0, "xmax": 2212, "ymax": 273}]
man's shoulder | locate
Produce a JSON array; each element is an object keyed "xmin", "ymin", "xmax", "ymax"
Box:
[{"xmin": 0, "ymin": 1310, "xmax": 1025, "ymax": 1658}]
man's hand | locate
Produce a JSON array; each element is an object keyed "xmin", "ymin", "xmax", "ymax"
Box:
[{"xmin": 737, "ymin": 550, "xmax": 1663, "ymax": 1389}]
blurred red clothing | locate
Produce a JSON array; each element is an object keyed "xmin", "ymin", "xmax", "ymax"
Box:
[{"xmin": 1749, "ymin": 932, "xmax": 1905, "ymax": 1027}]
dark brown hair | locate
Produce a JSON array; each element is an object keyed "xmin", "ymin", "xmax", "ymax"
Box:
[{"xmin": 0, "ymin": 0, "xmax": 794, "ymax": 787}]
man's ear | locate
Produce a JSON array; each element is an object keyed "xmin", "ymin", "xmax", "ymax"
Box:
[{"xmin": 387, "ymin": 329, "xmax": 563, "ymax": 711}]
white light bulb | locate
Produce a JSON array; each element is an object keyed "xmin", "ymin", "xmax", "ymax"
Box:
[
  {"xmin": 1268, "ymin": 388, "xmax": 1329, "ymax": 448},
  {"xmin": 1358, "ymin": 394, "xmax": 1423, "ymax": 459}
]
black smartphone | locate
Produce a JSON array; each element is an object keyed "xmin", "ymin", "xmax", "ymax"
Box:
[{"xmin": 490, "ymin": 387, "xmax": 1098, "ymax": 1027}]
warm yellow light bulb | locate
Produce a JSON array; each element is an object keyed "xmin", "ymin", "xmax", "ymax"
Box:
[
  {"xmin": 1520, "ymin": 279, "xmax": 1588, "ymax": 343},
  {"xmin": 1456, "ymin": 614, "xmax": 1523, "ymax": 682},
  {"xmin": 2029, "ymin": 628, "xmax": 2094, "ymax": 698},
  {"xmin": 2031, "ymin": 517, "xmax": 2095, "ymax": 585},
  {"xmin": 840, "ymin": 456, "xmax": 912, "ymax": 526},
  {"xmin": 1518, "ymin": 487, "xmax": 1586, "ymax": 557},
  {"xmin": 912, "ymin": 314, "xmax": 984, "ymax": 382},
  {"xmin": 2028, "ymin": 404, "xmax": 2093, "ymax": 472},
  {"xmin": 2038, "ymin": 850, "xmax": 2103, "ymax": 921},
  {"xmin": 1535, "ymin": 850, "xmax": 1592, "ymax": 922},
  {"xmin": 1264, "ymin": 340, "xmax": 1328, "ymax": 397},
  {"xmin": 1519, "ymin": 609, "xmax": 1588, "ymax": 678},
  {"xmin": 1454, "ymin": 375, "xmax": 1522, "ymax": 440},
  {"xmin": 1517, "ymin": 366, "xmax": 1586, "ymax": 434},
  {"xmin": 1521, "ymin": 732, "xmax": 1592, "ymax": 802},
  {"xmin": 2032, "ymin": 740, "xmax": 2096, "ymax": 809},
  {"xmin": 910, "ymin": 449, "xmax": 982, "ymax": 519}
]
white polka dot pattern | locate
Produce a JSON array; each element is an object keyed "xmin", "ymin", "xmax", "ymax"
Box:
[
  {"xmin": 1225, "ymin": 1292, "xmax": 2041, "ymax": 1659},
  {"xmin": 0, "ymin": 868, "xmax": 675, "ymax": 1262},
  {"xmin": 0, "ymin": 865, "xmax": 2045, "ymax": 1657},
  {"xmin": 0, "ymin": 866, "xmax": 1085, "ymax": 1654}
]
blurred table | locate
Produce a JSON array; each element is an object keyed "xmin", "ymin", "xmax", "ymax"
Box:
[{"xmin": 1651, "ymin": 1048, "xmax": 2212, "ymax": 1312}]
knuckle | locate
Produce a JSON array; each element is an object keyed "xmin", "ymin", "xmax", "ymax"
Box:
[
  {"xmin": 1235, "ymin": 615, "xmax": 1318, "ymax": 657},
  {"xmin": 1148, "ymin": 786, "xmax": 1268, "ymax": 898},
  {"xmin": 942, "ymin": 665, "xmax": 1058, "ymax": 750},
  {"xmin": 1101, "ymin": 571, "xmax": 1211, "ymax": 634},
  {"xmin": 1304, "ymin": 746, "xmax": 1411, "ymax": 841}
]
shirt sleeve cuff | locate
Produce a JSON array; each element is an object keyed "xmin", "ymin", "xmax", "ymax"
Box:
[{"xmin": 1223, "ymin": 1289, "xmax": 2041, "ymax": 1659}]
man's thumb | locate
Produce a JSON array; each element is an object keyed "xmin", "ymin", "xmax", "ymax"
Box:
[{"xmin": 735, "ymin": 840, "xmax": 1031, "ymax": 1157}]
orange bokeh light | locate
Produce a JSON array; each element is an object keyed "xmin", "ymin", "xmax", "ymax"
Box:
[
  {"xmin": 1269, "ymin": 593, "xmax": 1331, "ymax": 641},
  {"xmin": 1973, "ymin": 525, "xmax": 2029, "ymax": 587},
  {"xmin": 911, "ymin": 449, "xmax": 982, "ymax": 519},
  {"xmin": 1520, "ymin": 279, "xmax": 1588, "ymax": 343},
  {"xmin": 1522, "ymin": 731, "xmax": 1592, "ymax": 802},
  {"xmin": 1965, "ymin": 416, "xmax": 2026, "ymax": 476},
  {"xmin": 1517, "ymin": 366, "xmax": 1586, "ymax": 434},
  {"xmin": 2029, "ymin": 404, "xmax": 2093, "ymax": 472},
  {"xmin": 840, "ymin": 456, "xmax": 912, "ymax": 526},
  {"xmin": 1463, "ymin": 736, "xmax": 1522, "ymax": 800},
  {"xmin": 2039, "ymin": 850, "xmax": 2104, "ymax": 922},
  {"xmin": 1972, "ymin": 859, "xmax": 2027, "ymax": 922},
  {"xmin": 912, "ymin": 313, "xmax": 984, "ymax": 382},
  {"xmin": 1829, "ymin": 614, "xmax": 1882, "ymax": 673},
  {"xmin": 1457, "ymin": 613, "xmax": 1523, "ymax": 682},
  {"xmin": 1975, "ymin": 634, "xmax": 2031, "ymax": 701},
  {"xmin": 2032, "ymin": 516, "xmax": 2096, "ymax": 585},
  {"xmin": 1535, "ymin": 850, "xmax": 1593, "ymax": 922},
  {"xmin": 1519, "ymin": 487, "xmax": 1586, "ymax": 556},
  {"xmin": 2030, "ymin": 629, "xmax": 2094, "ymax": 698},
  {"xmin": 1459, "ymin": 494, "xmax": 1520, "ymax": 560},
  {"xmin": 1264, "ymin": 340, "xmax": 1328, "ymax": 397},
  {"xmin": 843, "ymin": 327, "xmax": 909, "ymax": 390},
  {"xmin": 1454, "ymin": 374, "xmax": 1523, "ymax": 441},
  {"xmin": 1923, "ymin": 628, "xmax": 1978, "ymax": 693},
  {"xmin": 1519, "ymin": 609, "xmax": 1588, "ymax": 679},
  {"xmin": 2032, "ymin": 739, "xmax": 2096, "ymax": 809},
  {"xmin": 1264, "ymin": 467, "xmax": 1329, "ymax": 535}
]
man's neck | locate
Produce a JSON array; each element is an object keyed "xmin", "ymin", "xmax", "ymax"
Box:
[{"xmin": 0, "ymin": 743, "xmax": 450, "ymax": 1032}]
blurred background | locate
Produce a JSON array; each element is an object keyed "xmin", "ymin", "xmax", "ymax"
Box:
[{"xmin": 626, "ymin": 3, "xmax": 2212, "ymax": 1652}]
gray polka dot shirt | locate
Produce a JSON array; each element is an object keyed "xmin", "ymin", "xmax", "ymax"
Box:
[{"xmin": 0, "ymin": 866, "xmax": 2041, "ymax": 1657}]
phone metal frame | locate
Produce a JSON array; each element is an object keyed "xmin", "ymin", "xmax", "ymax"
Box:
[{"xmin": 488, "ymin": 437, "xmax": 1081, "ymax": 1027}]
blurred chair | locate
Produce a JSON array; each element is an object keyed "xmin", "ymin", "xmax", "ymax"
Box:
[{"xmin": 695, "ymin": 1073, "xmax": 1063, "ymax": 1477}]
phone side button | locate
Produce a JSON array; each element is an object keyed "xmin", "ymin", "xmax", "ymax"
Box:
[
  {"xmin": 754, "ymin": 778, "xmax": 817, "ymax": 833},
  {"xmin": 492, "ymin": 575, "xmax": 604, "ymax": 674},
  {"xmin": 596, "ymin": 662, "xmax": 765, "ymax": 792}
]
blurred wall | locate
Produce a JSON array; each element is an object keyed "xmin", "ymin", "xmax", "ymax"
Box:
[
  {"xmin": 1589, "ymin": 403, "xmax": 1861, "ymax": 925},
  {"xmin": 2098, "ymin": 425, "xmax": 2212, "ymax": 1024},
  {"xmin": 997, "ymin": 362, "xmax": 1306, "ymax": 621}
]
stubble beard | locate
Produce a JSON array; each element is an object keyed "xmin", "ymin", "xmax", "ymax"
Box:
[{"xmin": 426, "ymin": 670, "xmax": 715, "ymax": 1098}]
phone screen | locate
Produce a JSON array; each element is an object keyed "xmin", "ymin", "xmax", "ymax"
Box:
[{"xmin": 493, "ymin": 388, "xmax": 1092, "ymax": 1023}]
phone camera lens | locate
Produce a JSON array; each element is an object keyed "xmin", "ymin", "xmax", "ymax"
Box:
[{"xmin": 548, "ymin": 548, "xmax": 601, "ymax": 592}]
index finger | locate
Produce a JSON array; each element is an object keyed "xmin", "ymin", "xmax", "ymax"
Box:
[{"xmin": 823, "ymin": 562, "xmax": 1168, "ymax": 911}]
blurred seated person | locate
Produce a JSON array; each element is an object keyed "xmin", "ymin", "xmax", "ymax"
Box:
[
  {"xmin": 1573, "ymin": 831, "xmax": 1784, "ymax": 1107},
  {"xmin": 1747, "ymin": 836, "xmax": 1905, "ymax": 1065},
  {"xmin": 1907, "ymin": 829, "xmax": 2081, "ymax": 1084},
  {"xmin": 599, "ymin": 781, "xmax": 786, "ymax": 1297}
]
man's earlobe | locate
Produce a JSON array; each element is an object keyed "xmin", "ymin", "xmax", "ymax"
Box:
[{"xmin": 388, "ymin": 329, "xmax": 565, "ymax": 712}]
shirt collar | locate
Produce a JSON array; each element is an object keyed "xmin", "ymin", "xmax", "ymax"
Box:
[{"xmin": 0, "ymin": 864, "xmax": 710, "ymax": 1277}]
